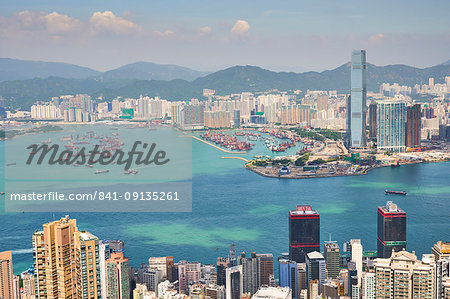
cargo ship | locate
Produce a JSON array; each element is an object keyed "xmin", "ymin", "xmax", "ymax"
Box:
[{"xmin": 385, "ymin": 190, "xmax": 407, "ymax": 195}]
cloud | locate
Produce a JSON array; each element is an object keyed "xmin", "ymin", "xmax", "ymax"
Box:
[
  {"xmin": 44, "ymin": 12, "xmax": 81, "ymax": 35},
  {"xmin": 153, "ymin": 29, "xmax": 175, "ymax": 38},
  {"xmin": 199, "ymin": 26, "xmax": 212, "ymax": 34},
  {"xmin": 231, "ymin": 20, "xmax": 250, "ymax": 38},
  {"xmin": 369, "ymin": 33, "xmax": 385, "ymax": 43},
  {"xmin": 89, "ymin": 11, "xmax": 140, "ymax": 35}
]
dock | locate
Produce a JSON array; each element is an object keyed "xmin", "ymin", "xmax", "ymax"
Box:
[{"xmin": 191, "ymin": 136, "xmax": 247, "ymax": 154}]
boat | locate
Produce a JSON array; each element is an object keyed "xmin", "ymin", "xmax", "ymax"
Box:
[
  {"xmin": 73, "ymin": 163, "xmax": 79, "ymax": 167},
  {"xmin": 85, "ymin": 165, "xmax": 94, "ymax": 168},
  {"xmin": 95, "ymin": 169, "xmax": 109, "ymax": 174},
  {"xmin": 124, "ymin": 170, "xmax": 138, "ymax": 175},
  {"xmin": 385, "ymin": 190, "xmax": 407, "ymax": 195}
]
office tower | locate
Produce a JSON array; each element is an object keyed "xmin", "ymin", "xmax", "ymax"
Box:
[
  {"xmin": 297, "ymin": 263, "xmax": 307, "ymax": 294},
  {"xmin": 0, "ymin": 251, "xmax": 13, "ymax": 299},
  {"xmin": 106, "ymin": 252, "xmax": 130, "ymax": 299},
  {"xmin": 324, "ymin": 242, "xmax": 340, "ymax": 279},
  {"xmin": 350, "ymin": 239, "xmax": 363, "ymax": 284},
  {"xmin": 226, "ymin": 265, "xmax": 243, "ymax": 299},
  {"xmin": 289, "ymin": 205, "xmax": 320, "ymax": 263},
  {"xmin": 362, "ymin": 272, "xmax": 375, "ymax": 299},
  {"xmin": 405, "ymin": 104, "xmax": 422, "ymax": 148},
  {"xmin": 238, "ymin": 252, "xmax": 260, "ymax": 295},
  {"xmin": 347, "ymin": 262, "xmax": 358, "ymax": 298},
  {"xmin": 148, "ymin": 256, "xmax": 174, "ymax": 281},
  {"xmin": 374, "ymin": 250, "xmax": 435, "ymax": 298},
  {"xmin": 368, "ymin": 102, "xmax": 377, "ymax": 139},
  {"xmin": 180, "ymin": 104, "xmax": 204, "ymax": 130},
  {"xmin": 431, "ymin": 241, "xmax": 450, "ymax": 299},
  {"xmin": 257, "ymin": 254, "xmax": 274, "ymax": 286},
  {"xmin": 305, "ymin": 252, "xmax": 326, "ymax": 296},
  {"xmin": 377, "ymin": 100, "xmax": 407, "ymax": 152},
  {"xmin": 233, "ymin": 110, "xmax": 241, "ymax": 127},
  {"xmin": 252, "ymin": 286, "xmax": 292, "ymax": 299},
  {"xmin": 350, "ymin": 275, "xmax": 359, "ymax": 299},
  {"xmin": 177, "ymin": 261, "xmax": 201, "ymax": 294},
  {"xmin": 32, "ymin": 215, "xmax": 101, "ymax": 299},
  {"xmin": 377, "ymin": 201, "xmax": 407, "ymax": 258},
  {"xmin": 348, "ymin": 50, "xmax": 367, "ymax": 148},
  {"xmin": 279, "ymin": 259, "xmax": 297, "ymax": 299},
  {"xmin": 216, "ymin": 257, "xmax": 230, "ymax": 286}
]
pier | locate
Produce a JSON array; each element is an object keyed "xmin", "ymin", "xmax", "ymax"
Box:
[{"xmin": 191, "ymin": 136, "xmax": 247, "ymax": 154}]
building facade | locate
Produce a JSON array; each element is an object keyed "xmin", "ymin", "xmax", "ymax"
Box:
[
  {"xmin": 377, "ymin": 201, "xmax": 407, "ymax": 258},
  {"xmin": 289, "ymin": 205, "xmax": 320, "ymax": 263},
  {"xmin": 348, "ymin": 50, "xmax": 367, "ymax": 148}
]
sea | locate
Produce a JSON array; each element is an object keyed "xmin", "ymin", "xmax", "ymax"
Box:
[{"xmin": 0, "ymin": 124, "xmax": 449, "ymax": 274}]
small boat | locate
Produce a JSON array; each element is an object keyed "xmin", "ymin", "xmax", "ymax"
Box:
[
  {"xmin": 385, "ymin": 190, "xmax": 407, "ymax": 195},
  {"xmin": 73, "ymin": 163, "xmax": 79, "ymax": 167},
  {"xmin": 6, "ymin": 162, "xmax": 16, "ymax": 166},
  {"xmin": 85, "ymin": 165, "xmax": 94, "ymax": 168},
  {"xmin": 124, "ymin": 170, "xmax": 138, "ymax": 175},
  {"xmin": 95, "ymin": 169, "xmax": 109, "ymax": 174}
]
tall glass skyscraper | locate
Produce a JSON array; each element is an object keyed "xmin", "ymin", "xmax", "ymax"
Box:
[
  {"xmin": 348, "ymin": 50, "xmax": 367, "ymax": 148},
  {"xmin": 377, "ymin": 201, "xmax": 407, "ymax": 258},
  {"xmin": 289, "ymin": 205, "xmax": 320, "ymax": 263},
  {"xmin": 377, "ymin": 100, "xmax": 407, "ymax": 152}
]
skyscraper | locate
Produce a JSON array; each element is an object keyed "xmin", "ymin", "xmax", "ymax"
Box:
[
  {"xmin": 226, "ymin": 265, "xmax": 243, "ymax": 299},
  {"xmin": 237, "ymin": 252, "xmax": 261, "ymax": 295},
  {"xmin": 350, "ymin": 239, "xmax": 363, "ymax": 285},
  {"xmin": 431, "ymin": 241, "xmax": 450, "ymax": 299},
  {"xmin": 100, "ymin": 240, "xmax": 125, "ymax": 299},
  {"xmin": 0, "ymin": 251, "xmax": 14, "ymax": 299},
  {"xmin": 32, "ymin": 215, "xmax": 101, "ymax": 299},
  {"xmin": 377, "ymin": 201, "xmax": 407, "ymax": 258},
  {"xmin": 368, "ymin": 102, "xmax": 377, "ymax": 139},
  {"xmin": 256, "ymin": 254, "xmax": 274, "ymax": 287},
  {"xmin": 377, "ymin": 100, "xmax": 407, "ymax": 152},
  {"xmin": 106, "ymin": 252, "xmax": 131, "ymax": 299},
  {"xmin": 405, "ymin": 104, "xmax": 422, "ymax": 148},
  {"xmin": 324, "ymin": 242, "xmax": 340, "ymax": 279},
  {"xmin": 289, "ymin": 205, "xmax": 320, "ymax": 263},
  {"xmin": 305, "ymin": 252, "xmax": 326, "ymax": 296},
  {"xmin": 279, "ymin": 259, "xmax": 297, "ymax": 299},
  {"xmin": 216, "ymin": 257, "xmax": 230, "ymax": 286},
  {"xmin": 148, "ymin": 256, "xmax": 174, "ymax": 282},
  {"xmin": 348, "ymin": 50, "xmax": 367, "ymax": 148}
]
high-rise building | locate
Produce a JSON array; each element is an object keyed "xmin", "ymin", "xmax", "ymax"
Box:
[
  {"xmin": 362, "ymin": 272, "xmax": 375, "ymax": 299},
  {"xmin": 377, "ymin": 100, "xmax": 407, "ymax": 152},
  {"xmin": 233, "ymin": 110, "xmax": 241, "ymax": 127},
  {"xmin": 431, "ymin": 241, "xmax": 450, "ymax": 299},
  {"xmin": 177, "ymin": 261, "xmax": 201, "ymax": 294},
  {"xmin": 289, "ymin": 205, "xmax": 320, "ymax": 263},
  {"xmin": 377, "ymin": 201, "xmax": 407, "ymax": 258},
  {"xmin": 106, "ymin": 252, "xmax": 130, "ymax": 299},
  {"xmin": 0, "ymin": 251, "xmax": 13, "ymax": 299},
  {"xmin": 350, "ymin": 239, "xmax": 363, "ymax": 284},
  {"xmin": 324, "ymin": 242, "xmax": 340, "ymax": 279},
  {"xmin": 279, "ymin": 259, "xmax": 297, "ymax": 299},
  {"xmin": 257, "ymin": 254, "xmax": 274, "ymax": 287},
  {"xmin": 216, "ymin": 257, "xmax": 230, "ymax": 286},
  {"xmin": 305, "ymin": 252, "xmax": 326, "ymax": 296},
  {"xmin": 237, "ymin": 252, "xmax": 261, "ymax": 295},
  {"xmin": 368, "ymin": 102, "xmax": 377, "ymax": 139},
  {"xmin": 405, "ymin": 104, "xmax": 422, "ymax": 148},
  {"xmin": 252, "ymin": 286, "xmax": 292, "ymax": 299},
  {"xmin": 148, "ymin": 256, "xmax": 174, "ymax": 282},
  {"xmin": 100, "ymin": 240, "xmax": 125, "ymax": 299},
  {"xmin": 374, "ymin": 250, "xmax": 435, "ymax": 298},
  {"xmin": 142, "ymin": 267, "xmax": 162, "ymax": 294},
  {"xmin": 226, "ymin": 265, "xmax": 243, "ymax": 299},
  {"xmin": 348, "ymin": 50, "xmax": 367, "ymax": 148},
  {"xmin": 317, "ymin": 94, "xmax": 328, "ymax": 111},
  {"xmin": 296, "ymin": 263, "xmax": 307, "ymax": 295},
  {"xmin": 32, "ymin": 215, "xmax": 101, "ymax": 299}
]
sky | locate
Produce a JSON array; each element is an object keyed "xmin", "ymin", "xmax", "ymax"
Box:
[{"xmin": 0, "ymin": 0, "xmax": 449, "ymax": 72}]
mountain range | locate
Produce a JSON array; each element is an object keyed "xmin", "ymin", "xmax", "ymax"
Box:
[{"xmin": 0, "ymin": 58, "xmax": 449, "ymax": 109}]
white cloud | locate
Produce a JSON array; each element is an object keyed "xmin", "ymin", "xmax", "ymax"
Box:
[
  {"xmin": 369, "ymin": 33, "xmax": 385, "ymax": 43},
  {"xmin": 89, "ymin": 11, "xmax": 140, "ymax": 35},
  {"xmin": 44, "ymin": 12, "xmax": 81, "ymax": 35},
  {"xmin": 153, "ymin": 29, "xmax": 175, "ymax": 38},
  {"xmin": 231, "ymin": 20, "xmax": 250, "ymax": 38},
  {"xmin": 199, "ymin": 26, "xmax": 212, "ymax": 34}
]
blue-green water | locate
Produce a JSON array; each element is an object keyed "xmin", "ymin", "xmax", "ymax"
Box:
[{"xmin": 0, "ymin": 125, "xmax": 449, "ymax": 274}]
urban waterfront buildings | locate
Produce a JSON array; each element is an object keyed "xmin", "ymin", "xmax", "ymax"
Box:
[
  {"xmin": 324, "ymin": 242, "xmax": 340, "ymax": 279},
  {"xmin": 348, "ymin": 50, "xmax": 367, "ymax": 148},
  {"xmin": 225, "ymin": 265, "xmax": 243, "ymax": 299},
  {"xmin": 106, "ymin": 252, "xmax": 130, "ymax": 299},
  {"xmin": 279, "ymin": 259, "xmax": 297, "ymax": 299},
  {"xmin": 305, "ymin": 251, "xmax": 326, "ymax": 296},
  {"xmin": 289, "ymin": 205, "xmax": 320, "ymax": 263},
  {"xmin": 405, "ymin": 104, "xmax": 422, "ymax": 148},
  {"xmin": 0, "ymin": 251, "xmax": 14, "ymax": 299}
]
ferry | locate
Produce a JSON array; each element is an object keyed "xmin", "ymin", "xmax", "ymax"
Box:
[
  {"xmin": 385, "ymin": 190, "xmax": 407, "ymax": 195},
  {"xmin": 95, "ymin": 169, "xmax": 109, "ymax": 174},
  {"xmin": 124, "ymin": 170, "xmax": 138, "ymax": 175}
]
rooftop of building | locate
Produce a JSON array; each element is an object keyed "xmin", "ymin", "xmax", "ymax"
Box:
[
  {"xmin": 307, "ymin": 251, "xmax": 324, "ymax": 260},
  {"xmin": 252, "ymin": 287, "xmax": 291, "ymax": 299},
  {"xmin": 79, "ymin": 231, "xmax": 98, "ymax": 241},
  {"xmin": 289, "ymin": 205, "xmax": 319, "ymax": 216},
  {"xmin": 378, "ymin": 201, "xmax": 405, "ymax": 214}
]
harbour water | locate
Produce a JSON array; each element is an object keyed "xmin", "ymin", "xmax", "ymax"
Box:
[{"xmin": 0, "ymin": 125, "xmax": 449, "ymax": 273}]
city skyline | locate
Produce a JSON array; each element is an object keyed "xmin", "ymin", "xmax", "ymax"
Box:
[{"xmin": 0, "ymin": 0, "xmax": 449, "ymax": 71}]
